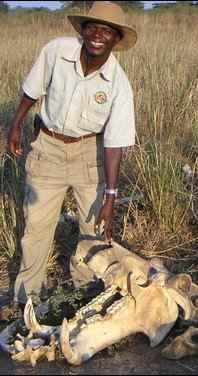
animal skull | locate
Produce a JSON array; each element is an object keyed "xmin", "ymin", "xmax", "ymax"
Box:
[
  {"xmin": 71, "ymin": 240, "xmax": 198, "ymax": 323},
  {"xmin": 0, "ymin": 240, "xmax": 197, "ymax": 366}
]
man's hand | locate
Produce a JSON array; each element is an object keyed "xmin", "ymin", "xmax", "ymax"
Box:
[
  {"xmin": 95, "ymin": 147, "xmax": 122, "ymax": 244},
  {"xmin": 7, "ymin": 126, "xmax": 23, "ymax": 156},
  {"xmin": 95, "ymin": 198, "xmax": 114, "ymax": 244},
  {"xmin": 7, "ymin": 93, "xmax": 37, "ymax": 157}
]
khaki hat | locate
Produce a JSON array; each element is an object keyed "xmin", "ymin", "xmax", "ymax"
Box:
[{"xmin": 67, "ymin": 1, "xmax": 137, "ymax": 51}]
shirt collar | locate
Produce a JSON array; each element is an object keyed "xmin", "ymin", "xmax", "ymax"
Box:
[
  {"xmin": 100, "ymin": 54, "xmax": 116, "ymax": 82},
  {"xmin": 61, "ymin": 38, "xmax": 116, "ymax": 82}
]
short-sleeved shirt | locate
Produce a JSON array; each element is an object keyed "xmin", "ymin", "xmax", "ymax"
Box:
[{"xmin": 22, "ymin": 37, "xmax": 135, "ymax": 147}]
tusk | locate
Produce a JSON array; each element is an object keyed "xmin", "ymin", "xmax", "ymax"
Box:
[
  {"xmin": 60, "ymin": 318, "xmax": 81, "ymax": 365},
  {"xmin": 24, "ymin": 298, "xmax": 42, "ymax": 333}
]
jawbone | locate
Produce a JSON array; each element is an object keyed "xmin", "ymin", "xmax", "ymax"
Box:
[
  {"xmin": 60, "ymin": 284, "xmax": 179, "ymax": 365},
  {"xmin": 61, "ymin": 295, "xmax": 137, "ymax": 365}
]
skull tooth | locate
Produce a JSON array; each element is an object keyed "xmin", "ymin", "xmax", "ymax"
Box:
[
  {"xmin": 86, "ymin": 315, "xmax": 102, "ymax": 325},
  {"xmin": 75, "ymin": 288, "xmax": 117, "ymax": 318},
  {"xmin": 106, "ymin": 297, "xmax": 125, "ymax": 315}
]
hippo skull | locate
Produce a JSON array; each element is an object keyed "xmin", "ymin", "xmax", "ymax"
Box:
[{"xmin": 0, "ymin": 240, "xmax": 197, "ymax": 366}]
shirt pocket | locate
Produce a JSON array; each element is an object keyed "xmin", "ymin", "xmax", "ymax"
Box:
[{"xmin": 79, "ymin": 108, "xmax": 109, "ymax": 133}]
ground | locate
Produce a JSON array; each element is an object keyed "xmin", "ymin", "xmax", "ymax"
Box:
[
  {"xmin": 0, "ymin": 260, "xmax": 198, "ymax": 375},
  {"xmin": 0, "ymin": 332, "xmax": 198, "ymax": 375}
]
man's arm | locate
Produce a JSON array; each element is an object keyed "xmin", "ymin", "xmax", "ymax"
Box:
[
  {"xmin": 104, "ymin": 147, "xmax": 122, "ymax": 190},
  {"xmin": 95, "ymin": 147, "xmax": 122, "ymax": 243},
  {"xmin": 7, "ymin": 93, "xmax": 37, "ymax": 156}
]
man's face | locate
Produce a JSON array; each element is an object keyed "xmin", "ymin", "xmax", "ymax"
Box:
[{"xmin": 82, "ymin": 22, "xmax": 121, "ymax": 57}]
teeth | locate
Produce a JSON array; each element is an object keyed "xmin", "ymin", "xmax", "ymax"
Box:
[
  {"xmin": 75, "ymin": 288, "xmax": 116, "ymax": 318},
  {"xmin": 106, "ymin": 297, "xmax": 126, "ymax": 315},
  {"xmin": 86, "ymin": 315, "xmax": 102, "ymax": 325},
  {"xmin": 90, "ymin": 41, "xmax": 104, "ymax": 47}
]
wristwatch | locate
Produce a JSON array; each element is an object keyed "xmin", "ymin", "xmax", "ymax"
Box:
[{"xmin": 105, "ymin": 188, "xmax": 118, "ymax": 198}]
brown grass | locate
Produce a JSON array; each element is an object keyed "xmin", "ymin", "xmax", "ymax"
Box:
[{"xmin": 0, "ymin": 6, "xmax": 198, "ymax": 281}]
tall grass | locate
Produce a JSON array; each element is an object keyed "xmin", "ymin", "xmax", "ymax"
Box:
[
  {"xmin": 0, "ymin": 153, "xmax": 24, "ymax": 258},
  {"xmin": 0, "ymin": 6, "xmax": 198, "ymax": 270}
]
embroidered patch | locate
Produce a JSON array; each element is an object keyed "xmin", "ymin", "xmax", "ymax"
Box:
[{"xmin": 94, "ymin": 91, "xmax": 107, "ymax": 104}]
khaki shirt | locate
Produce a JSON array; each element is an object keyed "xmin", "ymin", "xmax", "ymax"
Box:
[{"xmin": 23, "ymin": 37, "xmax": 135, "ymax": 147}]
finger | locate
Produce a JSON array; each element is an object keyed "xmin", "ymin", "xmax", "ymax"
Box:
[
  {"xmin": 94, "ymin": 223, "xmax": 101, "ymax": 236},
  {"xmin": 15, "ymin": 148, "xmax": 23, "ymax": 156},
  {"xmin": 8, "ymin": 142, "xmax": 23, "ymax": 157},
  {"xmin": 10, "ymin": 148, "xmax": 23, "ymax": 157},
  {"xmin": 94, "ymin": 218, "xmax": 106, "ymax": 237},
  {"xmin": 104, "ymin": 223, "xmax": 113, "ymax": 245}
]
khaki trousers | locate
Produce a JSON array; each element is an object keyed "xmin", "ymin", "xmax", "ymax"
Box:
[{"xmin": 14, "ymin": 131, "xmax": 105, "ymax": 304}]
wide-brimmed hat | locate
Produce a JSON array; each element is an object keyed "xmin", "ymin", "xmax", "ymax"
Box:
[{"xmin": 67, "ymin": 1, "xmax": 137, "ymax": 51}]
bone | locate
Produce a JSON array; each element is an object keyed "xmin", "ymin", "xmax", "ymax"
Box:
[
  {"xmin": 1, "ymin": 240, "xmax": 198, "ymax": 367},
  {"xmin": 24, "ymin": 298, "xmax": 59, "ymax": 338},
  {"xmin": 24, "ymin": 298, "xmax": 43, "ymax": 333},
  {"xmin": 165, "ymin": 274, "xmax": 198, "ymax": 323},
  {"xmin": 60, "ymin": 318, "xmax": 81, "ymax": 365},
  {"xmin": 30, "ymin": 347, "xmax": 49, "ymax": 367},
  {"xmin": 14, "ymin": 339, "xmax": 25, "ymax": 353},
  {"xmin": 12, "ymin": 347, "xmax": 33, "ymax": 362},
  {"xmin": 166, "ymin": 274, "xmax": 192, "ymax": 293},
  {"xmin": 45, "ymin": 335, "xmax": 57, "ymax": 362},
  {"xmin": 166, "ymin": 287, "xmax": 192, "ymax": 320},
  {"xmin": 162, "ymin": 326, "xmax": 198, "ymax": 359}
]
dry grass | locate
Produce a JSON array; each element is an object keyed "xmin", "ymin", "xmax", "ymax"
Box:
[{"xmin": 0, "ymin": 6, "xmax": 198, "ymax": 281}]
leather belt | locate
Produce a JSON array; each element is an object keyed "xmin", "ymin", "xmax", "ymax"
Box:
[{"xmin": 41, "ymin": 125, "xmax": 96, "ymax": 144}]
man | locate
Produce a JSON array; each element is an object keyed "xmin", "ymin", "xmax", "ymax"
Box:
[{"xmin": 7, "ymin": 2, "xmax": 137, "ymax": 311}]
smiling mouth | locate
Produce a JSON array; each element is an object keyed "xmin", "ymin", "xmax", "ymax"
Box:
[{"xmin": 89, "ymin": 41, "xmax": 105, "ymax": 49}]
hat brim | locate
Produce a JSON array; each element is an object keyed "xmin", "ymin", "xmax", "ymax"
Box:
[{"xmin": 68, "ymin": 15, "xmax": 137, "ymax": 51}]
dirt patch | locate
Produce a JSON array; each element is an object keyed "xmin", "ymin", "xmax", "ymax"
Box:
[{"xmin": 0, "ymin": 333, "xmax": 198, "ymax": 375}]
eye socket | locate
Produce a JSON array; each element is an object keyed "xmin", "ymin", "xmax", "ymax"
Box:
[{"xmin": 191, "ymin": 295, "xmax": 198, "ymax": 308}]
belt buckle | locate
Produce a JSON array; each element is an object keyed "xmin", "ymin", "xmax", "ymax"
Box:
[{"xmin": 63, "ymin": 136, "xmax": 77, "ymax": 144}]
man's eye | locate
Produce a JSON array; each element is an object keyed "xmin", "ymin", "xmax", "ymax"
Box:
[{"xmin": 104, "ymin": 29, "xmax": 113, "ymax": 36}]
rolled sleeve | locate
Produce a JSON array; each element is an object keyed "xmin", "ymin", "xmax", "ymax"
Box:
[
  {"xmin": 104, "ymin": 77, "xmax": 135, "ymax": 148},
  {"xmin": 22, "ymin": 42, "xmax": 55, "ymax": 100}
]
